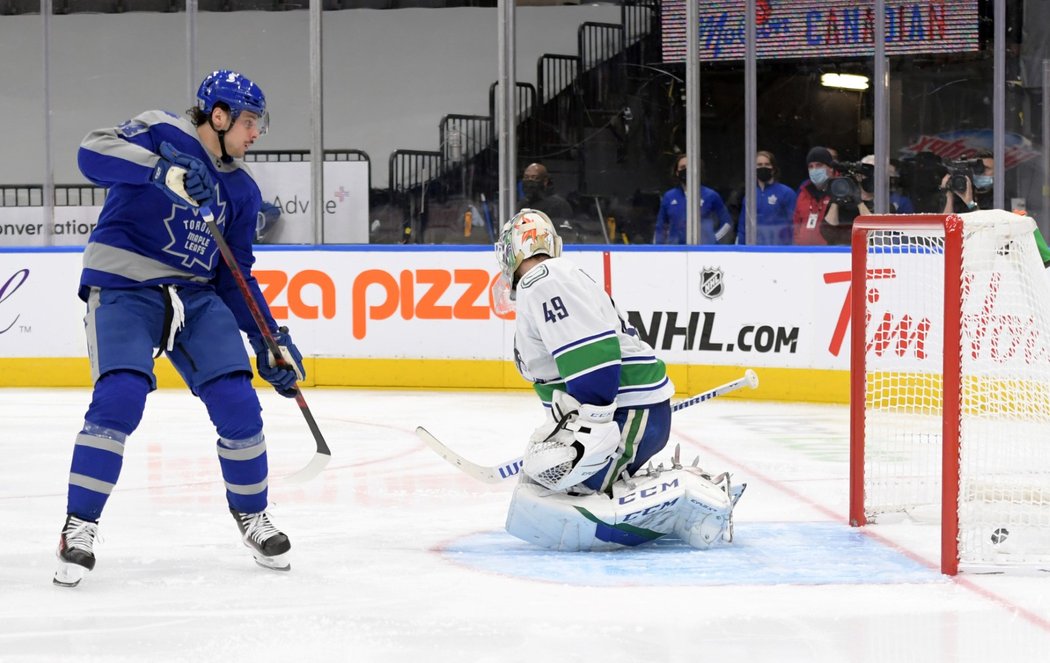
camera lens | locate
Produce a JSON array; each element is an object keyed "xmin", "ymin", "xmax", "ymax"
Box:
[{"xmin": 950, "ymin": 174, "xmax": 969, "ymax": 193}]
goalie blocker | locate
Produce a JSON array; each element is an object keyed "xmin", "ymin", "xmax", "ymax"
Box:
[{"xmin": 507, "ymin": 461, "xmax": 746, "ymax": 552}]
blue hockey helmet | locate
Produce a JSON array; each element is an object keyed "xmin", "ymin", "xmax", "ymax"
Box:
[{"xmin": 196, "ymin": 70, "xmax": 269, "ymax": 135}]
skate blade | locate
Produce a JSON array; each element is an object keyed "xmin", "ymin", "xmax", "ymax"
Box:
[
  {"xmin": 53, "ymin": 561, "xmax": 88, "ymax": 587},
  {"xmin": 251, "ymin": 551, "xmax": 291, "ymax": 572}
]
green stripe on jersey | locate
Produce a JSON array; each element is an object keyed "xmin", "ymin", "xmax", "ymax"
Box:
[
  {"xmin": 554, "ymin": 336, "xmax": 620, "ymax": 379},
  {"xmin": 619, "ymin": 360, "xmax": 668, "ymax": 390},
  {"xmin": 533, "ymin": 381, "xmax": 566, "ymax": 404}
]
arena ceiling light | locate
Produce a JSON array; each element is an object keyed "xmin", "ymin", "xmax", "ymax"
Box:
[{"xmin": 821, "ymin": 73, "xmax": 870, "ymax": 91}]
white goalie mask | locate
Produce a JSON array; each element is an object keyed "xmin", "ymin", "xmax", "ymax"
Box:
[{"xmin": 492, "ymin": 209, "xmax": 563, "ymax": 313}]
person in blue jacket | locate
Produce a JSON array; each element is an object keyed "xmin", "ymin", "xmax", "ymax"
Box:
[
  {"xmin": 653, "ymin": 154, "xmax": 733, "ymax": 244},
  {"xmin": 54, "ymin": 70, "xmax": 305, "ymax": 587},
  {"xmin": 736, "ymin": 150, "xmax": 797, "ymax": 245}
]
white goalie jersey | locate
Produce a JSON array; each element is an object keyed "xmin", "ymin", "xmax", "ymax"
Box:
[{"xmin": 512, "ymin": 257, "xmax": 675, "ymax": 408}]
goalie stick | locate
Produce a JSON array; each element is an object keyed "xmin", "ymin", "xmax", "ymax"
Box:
[
  {"xmin": 201, "ymin": 206, "xmax": 331, "ymax": 483},
  {"xmin": 417, "ymin": 369, "xmax": 759, "ymax": 484}
]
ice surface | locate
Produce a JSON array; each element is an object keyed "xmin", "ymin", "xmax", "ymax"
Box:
[{"xmin": 2, "ymin": 388, "xmax": 1049, "ymax": 662}]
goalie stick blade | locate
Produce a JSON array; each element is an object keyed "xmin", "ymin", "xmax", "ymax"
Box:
[
  {"xmin": 281, "ymin": 450, "xmax": 331, "ymax": 484},
  {"xmin": 415, "ymin": 426, "xmax": 522, "ymax": 484}
]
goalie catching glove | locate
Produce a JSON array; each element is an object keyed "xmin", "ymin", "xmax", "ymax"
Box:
[
  {"xmin": 249, "ymin": 326, "xmax": 305, "ymax": 398},
  {"xmin": 152, "ymin": 142, "xmax": 215, "ymax": 209},
  {"xmin": 523, "ymin": 391, "xmax": 621, "ymax": 492}
]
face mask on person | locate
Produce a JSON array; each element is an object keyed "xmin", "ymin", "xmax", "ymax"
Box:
[
  {"xmin": 522, "ymin": 180, "xmax": 545, "ymax": 199},
  {"xmin": 809, "ymin": 167, "xmax": 829, "ymax": 186},
  {"xmin": 860, "ymin": 176, "xmax": 874, "ymax": 194},
  {"xmin": 972, "ymin": 175, "xmax": 993, "ymax": 191},
  {"xmin": 677, "ymin": 169, "xmax": 687, "ymax": 184},
  {"xmin": 756, "ymin": 167, "xmax": 773, "ymax": 183}
]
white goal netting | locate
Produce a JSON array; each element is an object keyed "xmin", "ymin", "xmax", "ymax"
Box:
[{"xmin": 858, "ymin": 210, "xmax": 1050, "ymax": 568}]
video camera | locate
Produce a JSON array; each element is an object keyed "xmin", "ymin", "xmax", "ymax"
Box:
[{"xmin": 827, "ymin": 160, "xmax": 873, "ymax": 207}]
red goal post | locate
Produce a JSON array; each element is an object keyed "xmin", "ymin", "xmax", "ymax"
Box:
[{"xmin": 850, "ymin": 211, "xmax": 1050, "ymax": 575}]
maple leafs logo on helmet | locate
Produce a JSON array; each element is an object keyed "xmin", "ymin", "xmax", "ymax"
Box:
[{"xmin": 197, "ymin": 69, "xmax": 269, "ymax": 134}]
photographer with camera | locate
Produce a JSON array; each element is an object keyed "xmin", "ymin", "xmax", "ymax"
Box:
[
  {"xmin": 940, "ymin": 149, "xmax": 993, "ymax": 213},
  {"xmin": 818, "ymin": 157, "xmax": 873, "ymax": 245},
  {"xmin": 792, "ymin": 146, "xmax": 838, "ymax": 245},
  {"xmin": 937, "ymin": 149, "xmax": 1050, "ymax": 266}
]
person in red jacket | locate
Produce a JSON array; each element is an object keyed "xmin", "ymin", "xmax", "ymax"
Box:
[{"xmin": 792, "ymin": 146, "xmax": 837, "ymax": 245}]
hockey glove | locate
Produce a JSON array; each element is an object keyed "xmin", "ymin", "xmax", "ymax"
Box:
[
  {"xmin": 256, "ymin": 201, "xmax": 282, "ymax": 240},
  {"xmin": 250, "ymin": 326, "xmax": 306, "ymax": 398},
  {"xmin": 152, "ymin": 142, "xmax": 215, "ymax": 209},
  {"xmin": 523, "ymin": 391, "xmax": 621, "ymax": 492}
]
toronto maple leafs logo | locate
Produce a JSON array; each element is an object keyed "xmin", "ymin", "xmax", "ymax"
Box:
[{"xmin": 161, "ymin": 189, "xmax": 227, "ymax": 270}]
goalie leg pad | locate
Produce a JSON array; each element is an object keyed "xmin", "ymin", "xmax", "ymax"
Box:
[
  {"xmin": 672, "ymin": 467, "xmax": 745, "ymax": 549},
  {"xmin": 506, "ymin": 476, "xmax": 682, "ymax": 551}
]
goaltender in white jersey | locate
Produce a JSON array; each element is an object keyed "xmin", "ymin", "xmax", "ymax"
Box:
[{"xmin": 494, "ymin": 209, "xmax": 745, "ymax": 551}]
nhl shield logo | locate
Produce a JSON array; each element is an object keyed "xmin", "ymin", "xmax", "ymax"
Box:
[{"xmin": 700, "ymin": 267, "xmax": 724, "ymax": 299}]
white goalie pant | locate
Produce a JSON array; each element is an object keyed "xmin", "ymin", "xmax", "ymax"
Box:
[{"xmin": 505, "ymin": 467, "xmax": 744, "ymax": 552}]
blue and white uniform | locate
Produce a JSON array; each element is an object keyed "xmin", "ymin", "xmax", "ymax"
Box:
[{"xmin": 67, "ymin": 110, "xmax": 277, "ymax": 521}]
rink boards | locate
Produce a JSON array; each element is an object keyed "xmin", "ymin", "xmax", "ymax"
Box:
[{"xmin": 0, "ymin": 245, "xmax": 877, "ymax": 402}]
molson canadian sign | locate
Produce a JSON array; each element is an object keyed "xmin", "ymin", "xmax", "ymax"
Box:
[{"xmin": 662, "ymin": 0, "xmax": 979, "ymax": 62}]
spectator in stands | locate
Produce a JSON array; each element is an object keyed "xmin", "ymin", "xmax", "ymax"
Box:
[
  {"xmin": 519, "ymin": 162, "xmax": 574, "ymax": 230},
  {"xmin": 653, "ymin": 153, "xmax": 733, "ymax": 244},
  {"xmin": 736, "ymin": 150, "xmax": 796, "ymax": 245},
  {"xmin": 792, "ymin": 146, "xmax": 837, "ymax": 245}
]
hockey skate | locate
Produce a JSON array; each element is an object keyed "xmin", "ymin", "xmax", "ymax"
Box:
[
  {"xmin": 230, "ymin": 508, "xmax": 291, "ymax": 571},
  {"xmin": 53, "ymin": 515, "xmax": 99, "ymax": 587}
]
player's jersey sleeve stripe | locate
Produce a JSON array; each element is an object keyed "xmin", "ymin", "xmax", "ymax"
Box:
[
  {"xmin": 621, "ymin": 355, "xmax": 658, "ymax": 364},
  {"xmin": 553, "ymin": 336, "xmax": 621, "ymax": 378},
  {"xmin": 551, "ymin": 329, "xmax": 617, "ymax": 356},
  {"xmin": 619, "ymin": 360, "xmax": 668, "ymax": 390},
  {"xmin": 618, "ymin": 375, "xmax": 670, "ymax": 395}
]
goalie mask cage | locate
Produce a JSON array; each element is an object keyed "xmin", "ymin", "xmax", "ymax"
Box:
[{"xmin": 849, "ymin": 211, "xmax": 1050, "ymax": 575}]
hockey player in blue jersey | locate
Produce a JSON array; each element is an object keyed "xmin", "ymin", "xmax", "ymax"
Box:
[
  {"xmin": 494, "ymin": 209, "xmax": 744, "ymax": 551},
  {"xmin": 54, "ymin": 70, "xmax": 305, "ymax": 587}
]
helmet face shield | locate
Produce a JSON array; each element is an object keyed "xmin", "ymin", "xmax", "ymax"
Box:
[
  {"xmin": 491, "ymin": 272, "xmax": 516, "ymax": 314},
  {"xmin": 495, "ymin": 221, "xmax": 518, "ymax": 283}
]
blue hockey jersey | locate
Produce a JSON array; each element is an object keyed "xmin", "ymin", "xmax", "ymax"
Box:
[{"xmin": 77, "ymin": 110, "xmax": 276, "ymax": 339}]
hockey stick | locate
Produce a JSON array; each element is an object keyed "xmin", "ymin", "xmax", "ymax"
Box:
[
  {"xmin": 417, "ymin": 369, "xmax": 759, "ymax": 484},
  {"xmin": 201, "ymin": 206, "xmax": 331, "ymax": 483}
]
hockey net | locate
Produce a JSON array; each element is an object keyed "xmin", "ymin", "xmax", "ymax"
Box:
[{"xmin": 850, "ymin": 211, "xmax": 1050, "ymax": 574}]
